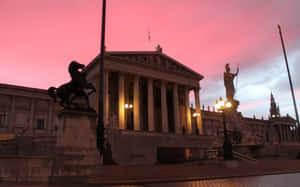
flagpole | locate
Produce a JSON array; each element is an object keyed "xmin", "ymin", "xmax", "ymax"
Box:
[
  {"xmin": 148, "ymin": 29, "xmax": 151, "ymax": 50},
  {"xmin": 97, "ymin": 0, "xmax": 106, "ymax": 156},
  {"xmin": 278, "ymin": 25, "xmax": 300, "ymax": 135}
]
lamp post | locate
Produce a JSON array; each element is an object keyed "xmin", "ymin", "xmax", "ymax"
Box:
[
  {"xmin": 215, "ymin": 97, "xmax": 233, "ymax": 160},
  {"xmin": 125, "ymin": 104, "xmax": 133, "ymax": 130},
  {"xmin": 97, "ymin": 0, "xmax": 106, "ymax": 156}
]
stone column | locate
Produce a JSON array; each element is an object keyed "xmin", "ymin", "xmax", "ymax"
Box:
[
  {"xmin": 287, "ymin": 126, "xmax": 292, "ymax": 141},
  {"xmin": 185, "ymin": 87, "xmax": 192, "ymax": 134},
  {"xmin": 283, "ymin": 126, "xmax": 287, "ymax": 141},
  {"xmin": 279, "ymin": 125, "xmax": 283, "ymax": 142},
  {"xmin": 104, "ymin": 71, "xmax": 109, "ymax": 127},
  {"xmin": 283, "ymin": 125, "xmax": 286, "ymax": 141},
  {"xmin": 89, "ymin": 78, "xmax": 96, "ymax": 111},
  {"xmin": 289, "ymin": 126, "xmax": 294, "ymax": 141},
  {"xmin": 29, "ymin": 99, "xmax": 35, "ymax": 134},
  {"xmin": 282, "ymin": 126, "xmax": 286, "ymax": 141},
  {"xmin": 147, "ymin": 79, "xmax": 155, "ymax": 131},
  {"xmin": 94, "ymin": 78, "xmax": 99, "ymax": 112},
  {"xmin": 161, "ymin": 81, "xmax": 168, "ymax": 133},
  {"xmin": 48, "ymin": 101, "xmax": 53, "ymax": 133},
  {"xmin": 286, "ymin": 126, "xmax": 289, "ymax": 141},
  {"xmin": 285, "ymin": 126, "xmax": 288, "ymax": 141},
  {"xmin": 9, "ymin": 96, "xmax": 15, "ymax": 131},
  {"xmin": 173, "ymin": 84, "xmax": 180, "ymax": 134},
  {"xmin": 290, "ymin": 127, "xmax": 292, "ymax": 141},
  {"xmin": 133, "ymin": 76, "xmax": 141, "ymax": 131},
  {"xmin": 194, "ymin": 87, "xmax": 203, "ymax": 135},
  {"xmin": 118, "ymin": 73, "xmax": 125, "ymax": 129}
]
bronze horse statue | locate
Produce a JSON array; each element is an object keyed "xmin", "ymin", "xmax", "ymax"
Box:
[{"xmin": 48, "ymin": 61, "xmax": 96, "ymax": 110}]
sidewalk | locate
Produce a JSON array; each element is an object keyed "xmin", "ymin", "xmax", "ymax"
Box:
[{"xmin": 87, "ymin": 159, "xmax": 300, "ymax": 185}]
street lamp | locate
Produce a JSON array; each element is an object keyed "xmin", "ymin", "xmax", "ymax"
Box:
[
  {"xmin": 125, "ymin": 104, "xmax": 133, "ymax": 129},
  {"xmin": 192, "ymin": 112, "xmax": 201, "ymax": 135},
  {"xmin": 215, "ymin": 97, "xmax": 233, "ymax": 160},
  {"xmin": 192, "ymin": 113, "xmax": 201, "ymax": 117}
]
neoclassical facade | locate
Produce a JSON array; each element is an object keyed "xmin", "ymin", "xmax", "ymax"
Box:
[
  {"xmin": 85, "ymin": 49, "xmax": 204, "ymax": 135},
  {"xmin": 0, "ymin": 83, "xmax": 57, "ymax": 137}
]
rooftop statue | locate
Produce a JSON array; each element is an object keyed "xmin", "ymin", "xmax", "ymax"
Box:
[
  {"xmin": 224, "ymin": 63, "xmax": 239, "ymax": 101},
  {"xmin": 48, "ymin": 61, "xmax": 96, "ymax": 110}
]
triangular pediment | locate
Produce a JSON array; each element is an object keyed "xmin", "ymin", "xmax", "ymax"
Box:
[{"xmin": 106, "ymin": 51, "xmax": 203, "ymax": 80}]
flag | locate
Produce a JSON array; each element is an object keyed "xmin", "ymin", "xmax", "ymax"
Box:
[{"xmin": 148, "ymin": 30, "xmax": 151, "ymax": 43}]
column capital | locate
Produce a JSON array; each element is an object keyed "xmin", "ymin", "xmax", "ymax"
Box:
[
  {"xmin": 194, "ymin": 86, "xmax": 200, "ymax": 91},
  {"xmin": 147, "ymin": 77, "xmax": 154, "ymax": 81},
  {"xmin": 161, "ymin": 80, "xmax": 167, "ymax": 86}
]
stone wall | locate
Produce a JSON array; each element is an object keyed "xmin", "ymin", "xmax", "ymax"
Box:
[
  {"xmin": 201, "ymin": 110, "xmax": 297, "ymax": 146},
  {"xmin": 106, "ymin": 128, "xmax": 218, "ymax": 165},
  {"xmin": 254, "ymin": 144, "xmax": 300, "ymax": 159},
  {"xmin": 0, "ymin": 136, "xmax": 56, "ymax": 156},
  {"xmin": 0, "ymin": 156, "xmax": 53, "ymax": 182}
]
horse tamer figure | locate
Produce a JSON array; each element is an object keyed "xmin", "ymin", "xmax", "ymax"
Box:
[{"xmin": 48, "ymin": 61, "xmax": 96, "ymax": 110}]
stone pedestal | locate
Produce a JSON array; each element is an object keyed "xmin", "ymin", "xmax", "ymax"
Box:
[{"xmin": 50, "ymin": 109, "xmax": 100, "ymax": 178}]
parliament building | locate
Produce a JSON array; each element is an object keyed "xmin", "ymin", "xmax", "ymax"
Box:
[{"xmin": 0, "ymin": 47, "xmax": 298, "ymax": 164}]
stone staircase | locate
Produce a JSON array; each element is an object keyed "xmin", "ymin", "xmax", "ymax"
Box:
[
  {"xmin": 87, "ymin": 160, "xmax": 300, "ymax": 185},
  {"xmin": 232, "ymin": 151, "xmax": 257, "ymax": 163}
]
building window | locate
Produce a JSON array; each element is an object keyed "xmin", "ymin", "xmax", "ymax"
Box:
[
  {"xmin": 36, "ymin": 119, "xmax": 45, "ymax": 130},
  {"xmin": 0, "ymin": 113, "xmax": 7, "ymax": 128}
]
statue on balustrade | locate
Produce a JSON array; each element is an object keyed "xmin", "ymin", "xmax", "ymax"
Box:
[
  {"xmin": 48, "ymin": 61, "xmax": 96, "ymax": 110},
  {"xmin": 224, "ymin": 63, "xmax": 239, "ymax": 111}
]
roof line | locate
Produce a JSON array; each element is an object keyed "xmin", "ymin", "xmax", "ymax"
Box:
[
  {"xmin": 0, "ymin": 83, "xmax": 48, "ymax": 93},
  {"xmin": 84, "ymin": 50, "xmax": 204, "ymax": 80}
]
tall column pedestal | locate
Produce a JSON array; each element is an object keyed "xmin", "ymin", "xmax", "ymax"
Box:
[{"xmin": 50, "ymin": 109, "xmax": 100, "ymax": 182}]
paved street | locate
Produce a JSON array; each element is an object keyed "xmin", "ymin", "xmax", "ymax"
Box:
[{"xmin": 2, "ymin": 160, "xmax": 300, "ymax": 186}]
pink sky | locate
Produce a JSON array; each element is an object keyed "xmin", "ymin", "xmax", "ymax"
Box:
[{"xmin": 1, "ymin": 0, "xmax": 300, "ymax": 118}]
